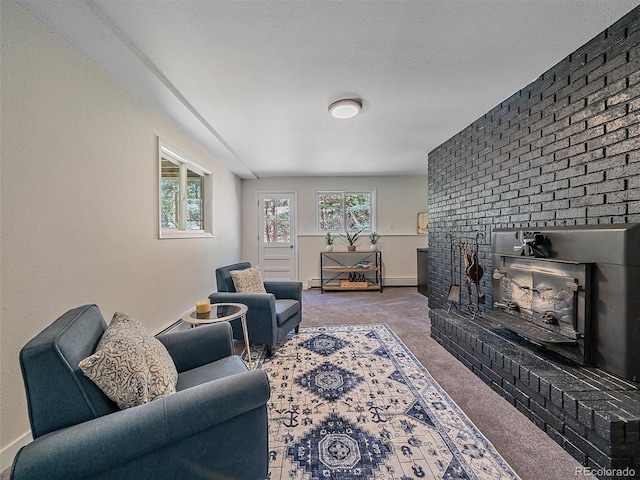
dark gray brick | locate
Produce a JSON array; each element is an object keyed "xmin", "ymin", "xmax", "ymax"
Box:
[{"xmin": 426, "ymin": 27, "xmax": 640, "ymax": 475}]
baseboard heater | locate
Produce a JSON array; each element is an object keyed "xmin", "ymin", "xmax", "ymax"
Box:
[{"xmin": 156, "ymin": 319, "xmax": 185, "ymax": 335}]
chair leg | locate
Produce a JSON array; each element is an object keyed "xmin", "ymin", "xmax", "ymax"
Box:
[
  {"xmin": 295, "ymin": 324, "xmax": 300, "ymax": 334},
  {"xmin": 267, "ymin": 345, "xmax": 275, "ymax": 356}
]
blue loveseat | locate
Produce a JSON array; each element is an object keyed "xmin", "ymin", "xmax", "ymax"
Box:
[{"xmin": 11, "ymin": 304, "xmax": 270, "ymax": 480}]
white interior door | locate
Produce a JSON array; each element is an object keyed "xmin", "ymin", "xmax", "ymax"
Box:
[{"xmin": 258, "ymin": 192, "xmax": 297, "ymax": 280}]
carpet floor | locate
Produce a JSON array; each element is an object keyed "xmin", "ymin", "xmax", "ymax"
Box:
[
  {"xmin": 295, "ymin": 287, "xmax": 596, "ymax": 480},
  {"xmin": 1, "ymin": 288, "xmax": 595, "ymax": 479}
]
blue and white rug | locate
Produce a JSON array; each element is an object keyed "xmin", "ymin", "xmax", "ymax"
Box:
[{"xmin": 250, "ymin": 324, "xmax": 520, "ymax": 480}]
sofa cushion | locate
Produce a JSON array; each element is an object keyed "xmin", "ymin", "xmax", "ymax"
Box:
[
  {"xmin": 230, "ymin": 266, "xmax": 267, "ymax": 293},
  {"xmin": 176, "ymin": 356, "xmax": 248, "ymax": 391},
  {"xmin": 79, "ymin": 312, "xmax": 178, "ymax": 409},
  {"xmin": 275, "ymin": 299, "xmax": 300, "ymax": 326}
]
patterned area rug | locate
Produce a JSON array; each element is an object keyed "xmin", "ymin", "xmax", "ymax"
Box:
[{"xmin": 248, "ymin": 325, "xmax": 519, "ymax": 480}]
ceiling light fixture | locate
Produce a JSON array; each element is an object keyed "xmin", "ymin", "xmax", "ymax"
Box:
[{"xmin": 329, "ymin": 99, "xmax": 362, "ymax": 119}]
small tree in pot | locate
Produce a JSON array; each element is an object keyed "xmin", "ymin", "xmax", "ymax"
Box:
[
  {"xmin": 369, "ymin": 232, "xmax": 380, "ymax": 251},
  {"xmin": 325, "ymin": 232, "xmax": 335, "ymax": 251},
  {"xmin": 340, "ymin": 229, "xmax": 363, "ymax": 251}
]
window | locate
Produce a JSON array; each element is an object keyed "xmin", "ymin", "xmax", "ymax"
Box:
[
  {"xmin": 262, "ymin": 196, "xmax": 291, "ymax": 243},
  {"xmin": 317, "ymin": 191, "xmax": 375, "ymax": 232},
  {"xmin": 159, "ymin": 142, "xmax": 212, "ymax": 239}
]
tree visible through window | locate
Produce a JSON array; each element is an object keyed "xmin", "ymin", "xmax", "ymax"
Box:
[
  {"xmin": 186, "ymin": 170, "xmax": 204, "ymax": 230},
  {"xmin": 263, "ymin": 197, "xmax": 291, "ymax": 242},
  {"xmin": 159, "ymin": 143, "xmax": 211, "ymax": 238},
  {"xmin": 317, "ymin": 191, "xmax": 374, "ymax": 232}
]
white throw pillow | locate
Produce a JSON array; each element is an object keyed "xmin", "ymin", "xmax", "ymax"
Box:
[
  {"xmin": 230, "ymin": 266, "xmax": 267, "ymax": 293},
  {"xmin": 79, "ymin": 312, "xmax": 178, "ymax": 409}
]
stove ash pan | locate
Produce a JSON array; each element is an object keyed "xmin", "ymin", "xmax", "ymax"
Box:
[{"xmin": 491, "ymin": 224, "xmax": 640, "ymax": 382}]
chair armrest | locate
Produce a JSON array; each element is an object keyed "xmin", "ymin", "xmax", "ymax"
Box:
[
  {"xmin": 156, "ymin": 322, "xmax": 234, "ymax": 373},
  {"xmin": 208, "ymin": 292, "xmax": 276, "ymax": 310},
  {"xmin": 164, "ymin": 368, "xmax": 270, "ymax": 435},
  {"xmin": 264, "ymin": 280, "xmax": 302, "ymax": 301},
  {"xmin": 11, "ymin": 369, "xmax": 270, "ymax": 480}
]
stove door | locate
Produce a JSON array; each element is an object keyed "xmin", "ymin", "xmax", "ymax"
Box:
[{"xmin": 495, "ymin": 256, "xmax": 591, "ymax": 341}]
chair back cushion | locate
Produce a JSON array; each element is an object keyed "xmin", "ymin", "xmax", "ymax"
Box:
[
  {"xmin": 20, "ymin": 304, "xmax": 118, "ymax": 439},
  {"xmin": 215, "ymin": 262, "xmax": 252, "ymax": 292}
]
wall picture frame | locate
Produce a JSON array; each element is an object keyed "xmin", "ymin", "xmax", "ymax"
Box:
[{"xmin": 417, "ymin": 212, "xmax": 428, "ymax": 234}]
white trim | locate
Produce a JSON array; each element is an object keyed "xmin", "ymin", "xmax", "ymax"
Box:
[
  {"xmin": 157, "ymin": 230, "xmax": 213, "ymax": 240},
  {"xmin": 159, "ymin": 143, "xmax": 211, "ymax": 176},
  {"xmin": 156, "ymin": 319, "xmax": 189, "ymax": 335},
  {"xmin": 1, "ymin": 430, "xmax": 32, "ymax": 472}
]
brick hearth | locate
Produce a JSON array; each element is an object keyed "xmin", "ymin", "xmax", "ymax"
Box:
[{"xmin": 430, "ymin": 309, "xmax": 640, "ymax": 479}]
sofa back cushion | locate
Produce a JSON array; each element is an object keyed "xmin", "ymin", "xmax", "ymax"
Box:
[{"xmin": 20, "ymin": 304, "xmax": 118, "ymax": 439}]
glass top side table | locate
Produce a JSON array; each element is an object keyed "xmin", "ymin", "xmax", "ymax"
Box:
[{"xmin": 181, "ymin": 302, "xmax": 252, "ymax": 368}]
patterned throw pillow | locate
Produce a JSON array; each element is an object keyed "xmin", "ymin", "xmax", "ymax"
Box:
[
  {"xmin": 230, "ymin": 266, "xmax": 267, "ymax": 293},
  {"xmin": 79, "ymin": 312, "xmax": 178, "ymax": 409}
]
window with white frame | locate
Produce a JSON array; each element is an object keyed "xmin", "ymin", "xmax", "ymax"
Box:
[
  {"xmin": 159, "ymin": 142, "xmax": 212, "ymax": 239},
  {"xmin": 316, "ymin": 190, "xmax": 375, "ymax": 232}
]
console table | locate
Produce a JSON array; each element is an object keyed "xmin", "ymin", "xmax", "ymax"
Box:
[{"xmin": 320, "ymin": 250, "xmax": 383, "ymax": 293}]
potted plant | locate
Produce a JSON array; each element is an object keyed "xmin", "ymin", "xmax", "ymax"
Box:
[
  {"xmin": 325, "ymin": 232, "xmax": 335, "ymax": 251},
  {"xmin": 340, "ymin": 229, "xmax": 363, "ymax": 251},
  {"xmin": 369, "ymin": 232, "xmax": 380, "ymax": 251}
]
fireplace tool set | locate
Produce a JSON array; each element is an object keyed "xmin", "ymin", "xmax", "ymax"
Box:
[{"xmin": 446, "ymin": 232, "xmax": 486, "ymax": 317}]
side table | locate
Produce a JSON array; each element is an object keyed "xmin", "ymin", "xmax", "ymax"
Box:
[{"xmin": 181, "ymin": 302, "xmax": 252, "ymax": 369}]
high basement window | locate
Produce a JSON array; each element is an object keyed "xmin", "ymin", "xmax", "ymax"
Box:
[{"xmin": 159, "ymin": 141, "xmax": 212, "ymax": 239}]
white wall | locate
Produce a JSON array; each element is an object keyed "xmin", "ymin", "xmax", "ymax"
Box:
[
  {"xmin": 241, "ymin": 176, "xmax": 428, "ymax": 288},
  {"xmin": 0, "ymin": 1, "xmax": 242, "ymax": 467}
]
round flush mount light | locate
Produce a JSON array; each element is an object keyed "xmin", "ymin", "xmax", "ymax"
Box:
[{"xmin": 329, "ymin": 99, "xmax": 362, "ymax": 119}]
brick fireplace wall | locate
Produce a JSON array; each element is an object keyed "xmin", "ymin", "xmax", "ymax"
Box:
[{"xmin": 427, "ymin": 7, "xmax": 640, "ymax": 311}]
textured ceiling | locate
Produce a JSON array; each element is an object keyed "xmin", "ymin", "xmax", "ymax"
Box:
[{"xmin": 15, "ymin": 0, "xmax": 640, "ymax": 178}]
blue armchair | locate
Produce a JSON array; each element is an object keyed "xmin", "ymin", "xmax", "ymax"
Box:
[
  {"xmin": 11, "ymin": 304, "xmax": 270, "ymax": 480},
  {"xmin": 209, "ymin": 262, "xmax": 302, "ymax": 355}
]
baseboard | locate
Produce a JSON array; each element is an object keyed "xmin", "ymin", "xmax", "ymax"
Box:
[
  {"xmin": 156, "ymin": 318, "xmax": 187, "ymax": 335},
  {"xmin": 381, "ymin": 277, "xmax": 417, "ymax": 287},
  {"xmin": 1, "ymin": 430, "xmax": 31, "ymax": 472}
]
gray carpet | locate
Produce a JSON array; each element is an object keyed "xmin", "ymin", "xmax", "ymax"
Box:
[
  {"xmin": 299, "ymin": 287, "xmax": 596, "ymax": 480},
  {"xmin": 2, "ymin": 288, "xmax": 595, "ymax": 479}
]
